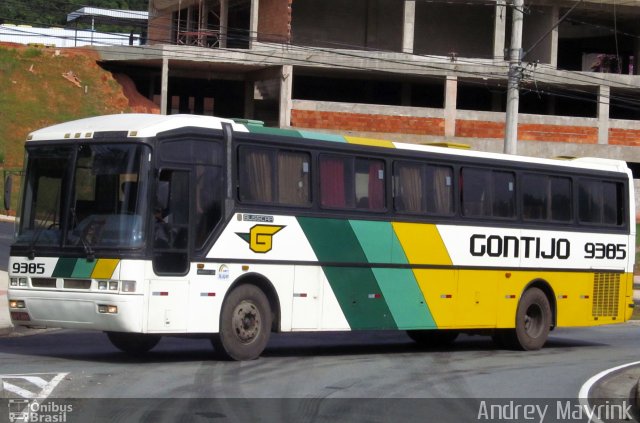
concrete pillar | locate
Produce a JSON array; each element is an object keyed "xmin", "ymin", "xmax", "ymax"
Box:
[
  {"xmin": 161, "ymin": 57, "xmax": 169, "ymax": 115},
  {"xmin": 493, "ymin": 0, "xmax": 507, "ymax": 61},
  {"xmin": 597, "ymin": 85, "xmax": 610, "ymax": 145},
  {"xmin": 220, "ymin": 0, "xmax": 228, "ymax": 48},
  {"xmin": 444, "ymin": 76, "xmax": 457, "ymax": 138},
  {"xmin": 549, "ymin": 6, "xmax": 559, "ymax": 68},
  {"xmin": 279, "ymin": 65, "xmax": 293, "ymax": 127},
  {"xmin": 249, "ymin": 0, "xmax": 259, "ymax": 48},
  {"xmin": 402, "ymin": 1, "xmax": 415, "ymax": 54}
]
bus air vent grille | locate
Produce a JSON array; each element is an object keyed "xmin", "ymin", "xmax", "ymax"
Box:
[
  {"xmin": 32, "ymin": 278, "xmax": 56, "ymax": 288},
  {"xmin": 592, "ymin": 273, "xmax": 620, "ymax": 317},
  {"xmin": 63, "ymin": 279, "xmax": 92, "ymax": 290}
]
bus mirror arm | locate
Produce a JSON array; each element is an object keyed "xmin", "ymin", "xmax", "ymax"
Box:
[{"xmin": 4, "ymin": 174, "xmax": 12, "ymax": 211}]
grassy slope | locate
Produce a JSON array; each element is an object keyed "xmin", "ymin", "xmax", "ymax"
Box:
[{"xmin": 0, "ymin": 44, "xmax": 132, "ymax": 168}]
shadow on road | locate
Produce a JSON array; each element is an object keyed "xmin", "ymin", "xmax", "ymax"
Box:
[{"xmin": 0, "ymin": 329, "xmax": 607, "ymax": 364}]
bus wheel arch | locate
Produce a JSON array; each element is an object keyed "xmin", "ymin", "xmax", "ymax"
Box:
[
  {"xmin": 212, "ymin": 274, "xmax": 280, "ymax": 361},
  {"xmin": 495, "ymin": 280, "xmax": 555, "ymax": 351},
  {"xmin": 225, "ymin": 273, "xmax": 281, "ymax": 333}
]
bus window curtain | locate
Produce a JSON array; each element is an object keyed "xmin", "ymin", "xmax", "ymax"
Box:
[
  {"xmin": 245, "ymin": 150, "xmax": 272, "ymax": 202},
  {"xmin": 278, "ymin": 152, "xmax": 309, "ymax": 205},
  {"xmin": 397, "ymin": 165, "xmax": 422, "ymax": 212},
  {"xmin": 432, "ymin": 167, "xmax": 452, "ymax": 214},
  {"xmin": 367, "ymin": 161, "xmax": 384, "ymax": 210},
  {"xmin": 320, "ymin": 157, "xmax": 346, "ymax": 207}
]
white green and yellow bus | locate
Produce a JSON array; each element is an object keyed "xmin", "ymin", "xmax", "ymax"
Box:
[{"xmin": 7, "ymin": 114, "xmax": 635, "ymax": 360}]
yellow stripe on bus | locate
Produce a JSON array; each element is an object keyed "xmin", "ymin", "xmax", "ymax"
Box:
[
  {"xmin": 344, "ymin": 136, "xmax": 395, "ymax": 149},
  {"xmin": 91, "ymin": 259, "xmax": 120, "ymax": 279}
]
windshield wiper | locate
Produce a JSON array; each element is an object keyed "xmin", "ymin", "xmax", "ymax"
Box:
[
  {"xmin": 70, "ymin": 207, "xmax": 95, "ymax": 262},
  {"xmin": 28, "ymin": 209, "xmax": 54, "ymax": 260}
]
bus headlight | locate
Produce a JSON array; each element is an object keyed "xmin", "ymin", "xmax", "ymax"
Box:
[
  {"xmin": 98, "ymin": 281, "xmax": 108, "ymax": 290},
  {"xmin": 9, "ymin": 300, "xmax": 25, "ymax": 309},
  {"xmin": 108, "ymin": 281, "xmax": 119, "ymax": 291},
  {"xmin": 9, "ymin": 278, "xmax": 17, "ymax": 287},
  {"xmin": 98, "ymin": 304, "xmax": 118, "ymax": 314},
  {"xmin": 121, "ymin": 281, "xmax": 136, "ymax": 293},
  {"xmin": 18, "ymin": 278, "xmax": 27, "ymax": 287}
]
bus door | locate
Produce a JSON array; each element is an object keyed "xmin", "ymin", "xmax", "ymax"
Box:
[{"xmin": 149, "ymin": 168, "xmax": 191, "ymax": 332}]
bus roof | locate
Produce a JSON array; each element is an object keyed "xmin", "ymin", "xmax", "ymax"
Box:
[
  {"xmin": 26, "ymin": 113, "xmax": 630, "ymax": 175},
  {"xmin": 26, "ymin": 113, "xmax": 249, "ymax": 141}
]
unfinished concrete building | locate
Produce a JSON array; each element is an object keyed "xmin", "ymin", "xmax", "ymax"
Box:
[{"xmin": 95, "ymin": 0, "xmax": 640, "ymax": 170}]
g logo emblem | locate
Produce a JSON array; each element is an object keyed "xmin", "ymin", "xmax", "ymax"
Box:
[{"xmin": 237, "ymin": 225, "xmax": 285, "ymax": 253}]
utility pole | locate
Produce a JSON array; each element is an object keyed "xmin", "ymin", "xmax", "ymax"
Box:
[{"xmin": 504, "ymin": 0, "xmax": 524, "ymax": 155}]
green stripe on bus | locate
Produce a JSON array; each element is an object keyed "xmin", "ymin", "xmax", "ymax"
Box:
[
  {"xmin": 323, "ymin": 266, "xmax": 397, "ymax": 330},
  {"xmin": 298, "ymin": 217, "xmax": 397, "ymax": 330},
  {"xmin": 246, "ymin": 125, "xmax": 302, "ymax": 138},
  {"xmin": 52, "ymin": 258, "xmax": 77, "ymax": 278},
  {"xmin": 349, "ymin": 220, "xmax": 436, "ymax": 329},
  {"xmin": 71, "ymin": 259, "xmax": 97, "ymax": 278},
  {"xmin": 297, "ymin": 130, "xmax": 346, "ymax": 143}
]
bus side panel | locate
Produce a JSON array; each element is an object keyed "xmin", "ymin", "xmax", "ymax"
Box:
[
  {"xmin": 291, "ymin": 265, "xmax": 350, "ymax": 331},
  {"xmin": 392, "ymin": 222, "xmax": 455, "ymax": 329}
]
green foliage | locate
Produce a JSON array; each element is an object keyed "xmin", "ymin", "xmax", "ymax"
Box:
[
  {"xmin": 23, "ymin": 47, "xmax": 43, "ymax": 58},
  {"xmin": 0, "ymin": 47, "xmax": 20, "ymax": 73}
]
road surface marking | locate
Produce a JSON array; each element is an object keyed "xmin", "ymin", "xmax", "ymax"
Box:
[
  {"xmin": 578, "ymin": 361, "xmax": 640, "ymax": 423},
  {"xmin": 1, "ymin": 372, "xmax": 67, "ymax": 399}
]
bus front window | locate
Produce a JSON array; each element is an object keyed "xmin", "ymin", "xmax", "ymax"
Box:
[
  {"xmin": 16, "ymin": 143, "xmax": 150, "ymax": 251},
  {"xmin": 17, "ymin": 146, "xmax": 74, "ymax": 246},
  {"xmin": 66, "ymin": 144, "xmax": 150, "ymax": 249}
]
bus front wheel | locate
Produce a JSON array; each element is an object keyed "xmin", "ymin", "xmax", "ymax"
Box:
[
  {"xmin": 503, "ymin": 287, "xmax": 552, "ymax": 351},
  {"xmin": 212, "ymin": 284, "xmax": 272, "ymax": 361},
  {"xmin": 106, "ymin": 332, "xmax": 161, "ymax": 356}
]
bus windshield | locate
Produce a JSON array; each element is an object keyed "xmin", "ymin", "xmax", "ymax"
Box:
[{"xmin": 16, "ymin": 143, "xmax": 151, "ymax": 251}]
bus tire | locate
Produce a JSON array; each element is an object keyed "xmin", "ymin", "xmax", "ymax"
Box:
[
  {"xmin": 406, "ymin": 329, "xmax": 458, "ymax": 347},
  {"xmin": 212, "ymin": 284, "xmax": 272, "ymax": 361},
  {"xmin": 507, "ymin": 287, "xmax": 552, "ymax": 351},
  {"xmin": 106, "ymin": 332, "xmax": 161, "ymax": 356}
]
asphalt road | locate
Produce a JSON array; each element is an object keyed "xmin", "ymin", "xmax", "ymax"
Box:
[{"xmin": 1, "ymin": 323, "xmax": 640, "ymax": 422}]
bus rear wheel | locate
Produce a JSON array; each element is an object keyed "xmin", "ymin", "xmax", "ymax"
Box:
[
  {"xmin": 212, "ymin": 284, "xmax": 272, "ymax": 361},
  {"xmin": 502, "ymin": 287, "xmax": 552, "ymax": 351},
  {"xmin": 406, "ymin": 329, "xmax": 459, "ymax": 347},
  {"xmin": 106, "ymin": 332, "xmax": 161, "ymax": 356}
]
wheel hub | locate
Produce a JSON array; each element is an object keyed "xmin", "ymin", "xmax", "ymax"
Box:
[
  {"xmin": 232, "ymin": 301, "xmax": 261, "ymax": 343},
  {"xmin": 524, "ymin": 304, "xmax": 543, "ymax": 337}
]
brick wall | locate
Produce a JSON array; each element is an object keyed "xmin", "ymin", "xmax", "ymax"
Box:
[
  {"xmin": 456, "ymin": 121, "xmax": 598, "ymax": 144},
  {"xmin": 292, "ymin": 109, "xmax": 627, "ymax": 145},
  {"xmin": 148, "ymin": 13, "xmax": 173, "ymax": 45},
  {"xmin": 291, "ymin": 110, "xmax": 445, "ymax": 136},
  {"xmin": 258, "ymin": 0, "xmax": 292, "ymax": 43},
  {"xmin": 609, "ymin": 128, "xmax": 640, "ymax": 146}
]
